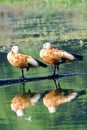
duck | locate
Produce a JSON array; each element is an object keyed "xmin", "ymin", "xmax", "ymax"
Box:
[
  {"xmin": 40, "ymin": 42, "xmax": 83, "ymax": 75},
  {"xmin": 11, "ymin": 91, "xmax": 41, "ymax": 116},
  {"xmin": 43, "ymin": 88, "xmax": 86, "ymax": 113},
  {"xmin": 7, "ymin": 46, "xmax": 47, "ymax": 78}
]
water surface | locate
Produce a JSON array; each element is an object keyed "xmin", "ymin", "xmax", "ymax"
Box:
[{"xmin": 0, "ymin": 13, "xmax": 87, "ymax": 130}]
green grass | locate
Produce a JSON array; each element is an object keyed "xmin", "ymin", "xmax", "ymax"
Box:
[
  {"xmin": 0, "ymin": 0, "xmax": 87, "ymax": 17},
  {"xmin": 0, "ymin": 0, "xmax": 87, "ymax": 50},
  {"xmin": 0, "ymin": 0, "xmax": 86, "ymax": 5},
  {"xmin": 0, "ymin": 0, "xmax": 87, "ymax": 9}
]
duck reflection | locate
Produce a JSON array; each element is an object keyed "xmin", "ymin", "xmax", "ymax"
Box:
[
  {"xmin": 11, "ymin": 89, "xmax": 41, "ymax": 116},
  {"xmin": 43, "ymin": 86, "xmax": 87, "ymax": 113},
  {"xmin": 11, "ymin": 82, "xmax": 87, "ymax": 116}
]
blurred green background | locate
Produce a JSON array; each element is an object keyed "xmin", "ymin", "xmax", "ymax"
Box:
[{"xmin": 0, "ymin": 0, "xmax": 87, "ymax": 51}]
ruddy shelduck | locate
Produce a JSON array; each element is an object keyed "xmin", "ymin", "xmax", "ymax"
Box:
[
  {"xmin": 11, "ymin": 91, "xmax": 41, "ymax": 116},
  {"xmin": 43, "ymin": 88, "xmax": 86, "ymax": 113},
  {"xmin": 40, "ymin": 43, "xmax": 83, "ymax": 75},
  {"xmin": 7, "ymin": 46, "xmax": 47, "ymax": 78}
]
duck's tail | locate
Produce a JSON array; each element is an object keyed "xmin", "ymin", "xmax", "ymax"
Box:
[
  {"xmin": 35, "ymin": 58, "xmax": 47, "ymax": 67},
  {"xmin": 77, "ymin": 88, "xmax": 87, "ymax": 97},
  {"xmin": 27, "ymin": 56, "xmax": 47, "ymax": 67},
  {"xmin": 72, "ymin": 54, "xmax": 83, "ymax": 61},
  {"xmin": 61, "ymin": 51, "xmax": 83, "ymax": 63}
]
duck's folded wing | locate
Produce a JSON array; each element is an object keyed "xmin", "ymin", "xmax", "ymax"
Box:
[{"xmin": 27, "ymin": 56, "xmax": 47, "ymax": 67}]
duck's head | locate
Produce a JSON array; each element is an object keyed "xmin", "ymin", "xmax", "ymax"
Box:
[
  {"xmin": 43, "ymin": 43, "xmax": 52, "ymax": 49},
  {"xmin": 11, "ymin": 46, "xmax": 20, "ymax": 53}
]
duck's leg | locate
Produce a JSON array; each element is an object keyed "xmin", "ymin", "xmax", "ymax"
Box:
[
  {"xmin": 53, "ymin": 65, "xmax": 60, "ymax": 88},
  {"xmin": 22, "ymin": 81, "xmax": 31, "ymax": 95},
  {"xmin": 53, "ymin": 78, "xmax": 61, "ymax": 89},
  {"xmin": 57, "ymin": 79, "xmax": 61, "ymax": 89},
  {"xmin": 56, "ymin": 66, "xmax": 59, "ymax": 75},
  {"xmin": 53, "ymin": 66, "xmax": 59, "ymax": 75},
  {"xmin": 53, "ymin": 66, "xmax": 56, "ymax": 76},
  {"xmin": 53, "ymin": 78, "xmax": 58, "ymax": 89},
  {"xmin": 22, "ymin": 82, "xmax": 25, "ymax": 92},
  {"xmin": 21, "ymin": 69, "xmax": 25, "ymax": 78}
]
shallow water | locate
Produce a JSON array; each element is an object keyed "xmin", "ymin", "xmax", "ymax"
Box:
[{"xmin": 0, "ymin": 13, "xmax": 87, "ymax": 130}]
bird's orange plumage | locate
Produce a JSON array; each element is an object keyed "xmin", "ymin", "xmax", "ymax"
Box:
[
  {"xmin": 11, "ymin": 93, "xmax": 32, "ymax": 110},
  {"xmin": 40, "ymin": 42, "xmax": 83, "ymax": 66},
  {"xmin": 11, "ymin": 91, "xmax": 41, "ymax": 116},
  {"xmin": 7, "ymin": 52, "xmax": 34, "ymax": 69},
  {"xmin": 43, "ymin": 89, "xmax": 77, "ymax": 113},
  {"xmin": 7, "ymin": 46, "xmax": 47, "ymax": 77},
  {"xmin": 40, "ymin": 48, "xmax": 64, "ymax": 65}
]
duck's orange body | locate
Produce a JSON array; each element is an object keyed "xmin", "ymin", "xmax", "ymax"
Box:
[
  {"xmin": 7, "ymin": 46, "xmax": 47, "ymax": 77},
  {"xmin": 7, "ymin": 52, "xmax": 37, "ymax": 69},
  {"xmin": 11, "ymin": 93, "xmax": 32, "ymax": 110},
  {"xmin": 40, "ymin": 43, "xmax": 83, "ymax": 69},
  {"xmin": 43, "ymin": 89, "xmax": 77, "ymax": 113},
  {"xmin": 40, "ymin": 48, "xmax": 67, "ymax": 65},
  {"xmin": 11, "ymin": 92, "xmax": 41, "ymax": 116}
]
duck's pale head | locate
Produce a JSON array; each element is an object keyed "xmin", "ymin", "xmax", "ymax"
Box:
[
  {"xmin": 43, "ymin": 43, "xmax": 52, "ymax": 49},
  {"xmin": 11, "ymin": 46, "xmax": 20, "ymax": 53}
]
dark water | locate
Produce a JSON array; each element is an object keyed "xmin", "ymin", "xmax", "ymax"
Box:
[{"xmin": 0, "ymin": 14, "xmax": 87, "ymax": 130}]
